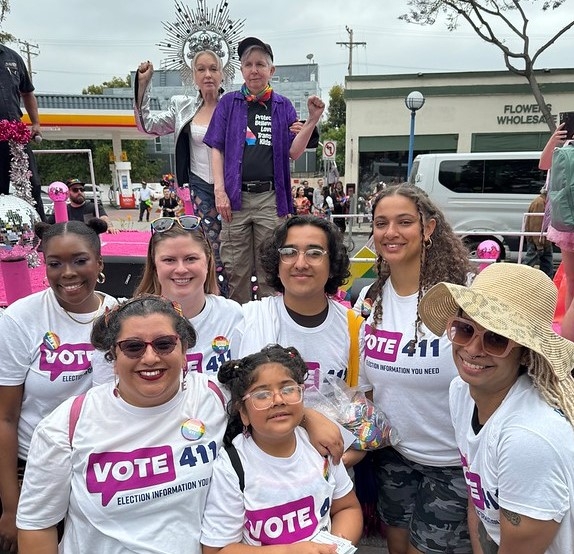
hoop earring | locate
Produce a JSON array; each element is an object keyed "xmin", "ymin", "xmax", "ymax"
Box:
[
  {"xmin": 113, "ymin": 375, "xmax": 120, "ymax": 398},
  {"xmin": 424, "ymin": 237, "xmax": 433, "ymax": 250},
  {"xmin": 97, "ymin": 272, "xmax": 106, "ymax": 284},
  {"xmin": 376, "ymin": 255, "xmax": 387, "ymax": 274}
]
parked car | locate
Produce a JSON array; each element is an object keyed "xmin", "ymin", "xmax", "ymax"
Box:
[
  {"xmin": 41, "ymin": 191, "xmax": 54, "ymax": 216},
  {"xmin": 408, "ymin": 151, "xmax": 546, "ymax": 258}
]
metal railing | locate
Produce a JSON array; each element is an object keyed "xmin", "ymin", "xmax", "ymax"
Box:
[
  {"xmin": 33, "ymin": 148, "xmax": 101, "ymax": 218},
  {"xmin": 335, "ymin": 211, "xmax": 548, "ymax": 268}
]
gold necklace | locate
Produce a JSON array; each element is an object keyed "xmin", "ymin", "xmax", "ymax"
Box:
[{"xmin": 62, "ymin": 293, "xmax": 104, "ymax": 325}]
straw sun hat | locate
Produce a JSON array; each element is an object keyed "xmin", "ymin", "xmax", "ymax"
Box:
[{"xmin": 419, "ymin": 263, "xmax": 574, "ymax": 380}]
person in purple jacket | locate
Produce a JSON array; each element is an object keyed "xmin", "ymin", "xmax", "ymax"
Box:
[{"xmin": 204, "ymin": 37, "xmax": 325, "ymax": 303}]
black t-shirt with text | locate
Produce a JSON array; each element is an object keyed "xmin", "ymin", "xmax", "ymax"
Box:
[{"xmin": 241, "ymin": 101, "xmax": 274, "ymax": 182}]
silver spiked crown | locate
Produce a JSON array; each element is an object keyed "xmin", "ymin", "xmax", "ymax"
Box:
[{"xmin": 158, "ymin": 0, "xmax": 245, "ymax": 87}]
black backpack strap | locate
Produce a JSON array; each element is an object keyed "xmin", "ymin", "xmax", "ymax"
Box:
[{"xmin": 224, "ymin": 444, "xmax": 245, "ymax": 493}]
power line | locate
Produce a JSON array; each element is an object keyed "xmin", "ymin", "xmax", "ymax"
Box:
[
  {"xmin": 336, "ymin": 26, "xmax": 366, "ymax": 76},
  {"xmin": 18, "ymin": 40, "xmax": 40, "ymax": 83}
]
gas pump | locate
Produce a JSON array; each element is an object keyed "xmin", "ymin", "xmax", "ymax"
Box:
[{"xmin": 111, "ymin": 161, "xmax": 135, "ymax": 209}]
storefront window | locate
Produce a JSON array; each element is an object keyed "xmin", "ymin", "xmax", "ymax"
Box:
[{"xmin": 358, "ymin": 150, "xmax": 430, "ymax": 198}]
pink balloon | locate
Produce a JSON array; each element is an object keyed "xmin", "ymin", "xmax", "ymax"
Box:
[
  {"xmin": 47, "ymin": 181, "xmax": 69, "ymax": 202},
  {"xmin": 476, "ymin": 240, "xmax": 500, "ymax": 260},
  {"xmin": 477, "ymin": 240, "xmax": 500, "ymax": 272}
]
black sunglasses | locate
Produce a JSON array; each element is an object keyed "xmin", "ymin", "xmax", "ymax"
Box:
[{"xmin": 115, "ymin": 335, "xmax": 179, "ymax": 359}]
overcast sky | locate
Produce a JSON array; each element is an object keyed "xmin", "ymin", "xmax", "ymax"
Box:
[{"xmin": 4, "ymin": 1, "xmax": 574, "ymax": 97}]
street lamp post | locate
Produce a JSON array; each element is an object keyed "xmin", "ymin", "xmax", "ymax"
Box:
[{"xmin": 405, "ymin": 91, "xmax": 425, "ymax": 178}]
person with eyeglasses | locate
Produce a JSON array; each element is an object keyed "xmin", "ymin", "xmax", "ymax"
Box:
[
  {"xmin": 0, "ymin": 220, "xmax": 117, "ymax": 553},
  {"xmin": 16, "ymin": 297, "xmax": 346, "ymax": 554},
  {"xmin": 201, "ymin": 344, "xmax": 362, "ymax": 552},
  {"xmin": 237, "ymin": 216, "xmax": 351, "ymax": 392},
  {"xmin": 358, "ymin": 184, "xmax": 475, "ymax": 553},
  {"xmin": 419, "ymin": 263, "xmax": 574, "ymax": 554},
  {"xmin": 16, "ymin": 295, "xmax": 222, "ymax": 553},
  {"xmin": 92, "ymin": 215, "xmax": 243, "ymax": 386},
  {"xmin": 51, "ymin": 178, "xmax": 119, "ymax": 234}
]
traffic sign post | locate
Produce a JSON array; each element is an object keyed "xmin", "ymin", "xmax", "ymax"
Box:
[{"xmin": 323, "ymin": 140, "xmax": 337, "ymax": 161}]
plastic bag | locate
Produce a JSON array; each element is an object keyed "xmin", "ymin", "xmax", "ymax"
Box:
[{"xmin": 305, "ymin": 376, "xmax": 399, "ymax": 450}]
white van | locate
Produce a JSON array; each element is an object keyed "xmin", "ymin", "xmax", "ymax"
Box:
[{"xmin": 408, "ymin": 151, "xmax": 546, "ymax": 257}]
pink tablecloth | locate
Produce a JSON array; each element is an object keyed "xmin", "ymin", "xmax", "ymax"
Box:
[{"xmin": 0, "ymin": 231, "xmax": 151, "ymax": 306}]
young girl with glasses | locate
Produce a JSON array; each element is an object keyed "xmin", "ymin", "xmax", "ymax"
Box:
[{"xmin": 201, "ymin": 345, "xmax": 363, "ymax": 552}]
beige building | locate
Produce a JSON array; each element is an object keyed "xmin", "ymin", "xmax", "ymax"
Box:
[{"xmin": 345, "ymin": 68, "xmax": 574, "ymax": 197}]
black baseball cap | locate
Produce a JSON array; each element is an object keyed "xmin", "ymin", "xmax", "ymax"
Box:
[
  {"xmin": 66, "ymin": 178, "xmax": 85, "ymax": 188},
  {"xmin": 237, "ymin": 37, "xmax": 273, "ymax": 62}
]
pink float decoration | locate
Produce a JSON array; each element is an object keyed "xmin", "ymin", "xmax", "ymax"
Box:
[
  {"xmin": 48, "ymin": 182, "xmax": 69, "ymax": 222},
  {"xmin": 177, "ymin": 186, "xmax": 194, "ymax": 215},
  {"xmin": 0, "ymin": 256, "xmax": 32, "ymax": 304},
  {"xmin": 476, "ymin": 239, "xmax": 500, "ymax": 272}
]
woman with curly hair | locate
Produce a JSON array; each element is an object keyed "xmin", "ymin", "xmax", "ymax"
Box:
[
  {"xmin": 359, "ymin": 184, "xmax": 475, "ymax": 554},
  {"xmin": 237, "ymin": 216, "xmax": 352, "ymax": 390}
]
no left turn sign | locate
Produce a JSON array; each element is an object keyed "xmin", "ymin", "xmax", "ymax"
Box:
[{"xmin": 323, "ymin": 140, "xmax": 337, "ymax": 160}]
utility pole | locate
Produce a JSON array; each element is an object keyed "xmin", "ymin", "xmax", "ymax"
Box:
[
  {"xmin": 336, "ymin": 26, "xmax": 366, "ymax": 76},
  {"xmin": 18, "ymin": 40, "xmax": 40, "ymax": 83}
]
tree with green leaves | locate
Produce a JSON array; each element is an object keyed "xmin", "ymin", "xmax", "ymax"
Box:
[
  {"xmin": 34, "ymin": 139, "xmax": 161, "ymax": 186},
  {"xmin": 34, "ymin": 74, "xmax": 160, "ymax": 187},
  {"xmin": 82, "ymin": 75, "xmax": 132, "ymax": 95},
  {"xmin": 0, "ymin": 0, "xmax": 15, "ymax": 44},
  {"xmin": 400, "ymin": 0, "xmax": 574, "ymax": 131},
  {"xmin": 321, "ymin": 85, "xmax": 347, "ymax": 175},
  {"xmin": 324, "ymin": 84, "xmax": 346, "ymax": 130}
]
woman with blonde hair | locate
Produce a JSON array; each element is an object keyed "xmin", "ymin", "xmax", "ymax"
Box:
[
  {"xmin": 135, "ymin": 49, "xmax": 227, "ymax": 293},
  {"xmin": 94, "ymin": 216, "xmax": 243, "ymax": 382}
]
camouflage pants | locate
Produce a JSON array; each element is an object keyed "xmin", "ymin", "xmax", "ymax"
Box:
[{"xmin": 372, "ymin": 447, "xmax": 471, "ymax": 554}]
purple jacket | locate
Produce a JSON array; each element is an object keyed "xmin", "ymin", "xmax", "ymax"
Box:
[{"xmin": 204, "ymin": 90, "xmax": 297, "ymax": 217}]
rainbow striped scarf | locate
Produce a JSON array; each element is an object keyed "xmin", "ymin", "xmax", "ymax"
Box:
[{"xmin": 241, "ymin": 83, "xmax": 272, "ymax": 107}]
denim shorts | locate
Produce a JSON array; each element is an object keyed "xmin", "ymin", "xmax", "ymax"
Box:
[{"xmin": 190, "ymin": 172, "xmax": 216, "ymax": 217}]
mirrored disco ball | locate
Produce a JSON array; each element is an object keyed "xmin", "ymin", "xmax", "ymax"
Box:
[{"xmin": 0, "ymin": 195, "xmax": 41, "ymax": 247}]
